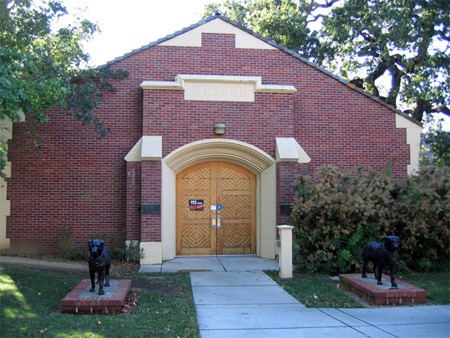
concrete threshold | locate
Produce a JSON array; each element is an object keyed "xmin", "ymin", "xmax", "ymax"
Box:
[{"xmin": 139, "ymin": 255, "xmax": 279, "ymax": 273}]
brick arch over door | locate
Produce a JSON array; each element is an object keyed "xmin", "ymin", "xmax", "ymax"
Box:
[{"xmin": 161, "ymin": 139, "xmax": 276, "ymax": 260}]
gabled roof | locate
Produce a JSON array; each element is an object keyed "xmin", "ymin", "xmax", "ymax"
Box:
[{"xmin": 102, "ymin": 14, "xmax": 421, "ymax": 127}]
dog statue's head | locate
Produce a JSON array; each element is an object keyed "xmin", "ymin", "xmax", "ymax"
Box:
[
  {"xmin": 88, "ymin": 239, "xmax": 105, "ymax": 257},
  {"xmin": 383, "ymin": 236, "xmax": 400, "ymax": 252}
]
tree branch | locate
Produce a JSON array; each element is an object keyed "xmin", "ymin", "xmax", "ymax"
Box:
[
  {"xmin": 367, "ymin": 60, "xmax": 389, "ymax": 83},
  {"xmin": 306, "ymin": 0, "xmax": 341, "ymax": 24},
  {"xmin": 360, "ymin": 30, "xmax": 377, "ymax": 43},
  {"xmin": 412, "ymin": 99, "xmax": 432, "ymax": 122},
  {"xmin": 310, "ymin": 0, "xmax": 342, "ymax": 10},
  {"xmin": 306, "ymin": 13, "xmax": 327, "ymax": 24},
  {"xmin": 437, "ymin": 30, "xmax": 450, "ymax": 42},
  {"xmin": 404, "ymin": 24, "xmax": 434, "ymax": 73},
  {"xmin": 387, "ymin": 65, "xmax": 403, "ymax": 107},
  {"xmin": 432, "ymin": 104, "xmax": 450, "ymax": 117}
]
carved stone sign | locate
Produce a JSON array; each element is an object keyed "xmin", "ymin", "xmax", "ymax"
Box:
[{"xmin": 184, "ymin": 81, "xmax": 254, "ymax": 102}]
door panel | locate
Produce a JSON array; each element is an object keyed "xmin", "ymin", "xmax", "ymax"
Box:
[
  {"xmin": 176, "ymin": 163, "xmax": 217, "ymax": 255},
  {"xmin": 176, "ymin": 161, "xmax": 256, "ymax": 256},
  {"xmin": 220, "ymin": 162, "xmax": 255, "ymax": 255}
]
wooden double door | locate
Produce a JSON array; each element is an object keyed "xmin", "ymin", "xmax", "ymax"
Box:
[{"xmin": 176, "ymin": 161, "xmax": 256, "ymax": 255}]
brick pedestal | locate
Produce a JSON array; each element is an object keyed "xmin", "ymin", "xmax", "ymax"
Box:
[
  {"xmin": 339, "ymin": 274, "xmax": 427, "ymax": 305},
  {"xmin": 61, "ymin": 279, "xmax": 131, "ymax": 314}
]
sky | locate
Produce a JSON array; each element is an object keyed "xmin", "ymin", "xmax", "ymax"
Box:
[
  {"xmin": 61, "ymin": 0, "xmax": 449, "ymax": 131},
  {"xmin": 62, "ymin": 0, "xmax": 213, "ymax": 66}
]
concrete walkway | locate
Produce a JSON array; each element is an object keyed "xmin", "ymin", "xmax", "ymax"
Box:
[
  {"xmin": 0, "ymin": 255, "xmax": 86, "ymax": 270},
  {"xmin": 191, "ymin": 269, "xmax": 450, "ymax": 338}
]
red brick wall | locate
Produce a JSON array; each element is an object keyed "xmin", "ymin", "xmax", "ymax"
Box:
[
  {"xmin": 143, "ymin": 90, "xmax": 295, "ymax": 157},
  {"xmin": 140, "ymin": 161, "xmax": 161, "ymax": 242},
  {"xmin": 276, "ymin": 162, "xmax": 299, "ymax": 225},
  {"xmin": 126, "ymin": 162, "xmax": 141, "ymax": 241},
  {"xmin": 6, "ymin": 31, "xmax": 411, "ymax": 254},
  {"xmin": 6, "ymin": 108, "xmax": 138, "ymax": 253}
]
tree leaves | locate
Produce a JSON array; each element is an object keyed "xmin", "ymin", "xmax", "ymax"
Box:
[
  {"xmin": 322, "ymin": 0, "xmax": 450, "ymax": 120},
  {"xmin": 0, "ymin": 0, "xmax": 128, "ymax": 178}
]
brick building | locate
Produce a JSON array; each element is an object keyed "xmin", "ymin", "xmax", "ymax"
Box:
[{"xmin": 1, "ymin": 16, "xmax": 422, "ymax": 265}]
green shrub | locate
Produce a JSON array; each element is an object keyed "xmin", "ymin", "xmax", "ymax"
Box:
[
  {"xmin": 57, "ymin": 225, "xmax": 86, "ymax": 260},
  {"xmin": 57, "ymin": 227, "xmax": 144, "ymax": 263},
  {"xmin": 292, "ymin": 166, "xmax": 390, "ymax": 274},
  {"xmin": 291, "ymin": 165, "xmax": 450, "ymax": 274},
  {"xmin": 110, "ymin": 240, "xmax": 144, "ymax": 263},
  {"xmin": 391, "ymin": 166, "xmax": 450, "ymax": 271}
]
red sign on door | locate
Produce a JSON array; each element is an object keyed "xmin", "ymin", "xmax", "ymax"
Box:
[{"xmin": 189, "ymin": 199, "xmax": 204, "ymax": 211}]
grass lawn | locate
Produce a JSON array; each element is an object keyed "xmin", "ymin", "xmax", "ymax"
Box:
[
  {"xmin": 0, "ymin": 265, "xmax": 199, "ymax": 337},
  {"xmin": 267, "ymin": 270, "xmax": 450, "ymax": 308},
  {"xmin": 266, "ymin": 271, "xmax": 363, "ymax": 308},
  {"xmin": 399, "ymin": 271, "xmax": 450, "ymax": 304}
]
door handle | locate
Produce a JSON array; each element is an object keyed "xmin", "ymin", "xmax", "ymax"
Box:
[
  {"xmin": 217, "ymin": 215, "xmax": 223, "ymax": 229},
  {"xmin": 211, "ymin": 216, "xmax": 216, "ymax": 229}
]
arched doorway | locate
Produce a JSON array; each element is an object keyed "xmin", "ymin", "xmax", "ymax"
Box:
[
  {"xmin": 161, "ymin": 139, "xmax": 276, "ymax": 261},
  {"xmin": 176, "ymin": 161, "xmax": 256, "ymax": 255}
]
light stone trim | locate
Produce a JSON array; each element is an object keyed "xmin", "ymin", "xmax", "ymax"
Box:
[
  {"xmin": 177, "ymin": 74, "xmax": 297, "ymax": 94},
  {"xmin": 140, "ymin": 81, "xmax": 183, "ymax": 91},
  {"xmin": 178, "ymin": 74, "xmax": 262, "ymax": 84},
  {"xmin": 257, "ymin": 85, "xmax": 299, "ymax": 93},
  {"xmin": 161, "ymin": 161, "xmax": 176, "ymax": 261},
  {"xmin": 141, "ymin": 74, "xmax": 296, "ymax": 103},
  {"xmin": 125, "ymin": 136, "xmax": 162, "ymax": 162},
  {"xmin": 140, "ymin": 242, "xmax": 163, "ymax": 265},
  {"xmin": 164, "ymin": 139, "xmax": 275, "ymax": 174},
  {"xmin": 160, "ymin": 18, "xmax": 277, "ymax": 50},
  {"xmin": 276, "ymin": 137, "xmax": 311, "ymax": 163},
  {"xmin": 277, "ymin": 225, "xmax": 294, "ymax": 279},
  {"xmin": 124, "ymin": 138, "xmax": 143, "ymax": 162},
  {"xmin": 1, "ymin": 113, "xmax": 25, "ymax": 251},
  {"xmin": 395, "ymin": 114, "xmax": 422, "ymax": 175}
]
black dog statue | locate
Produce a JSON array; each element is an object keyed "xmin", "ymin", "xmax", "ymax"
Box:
[
  {"xmin": 88, "ymin": 239, "xmax": 111, "ymax": 295},
  {"xmin": 361, "ymin": 236, "xmax": 400, "ymax": 288}
]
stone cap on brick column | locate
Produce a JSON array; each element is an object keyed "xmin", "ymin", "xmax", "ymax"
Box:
[
  {"xmin": 276, "ymin": 137, "xmax": 311, "ymax": 163},
  {"xmin": 125, "ymin": 136, "xmax": 162, "ymax": 162}
]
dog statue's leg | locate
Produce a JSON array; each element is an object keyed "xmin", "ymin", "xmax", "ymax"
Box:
[
  {"xmin": 89, "ymin": 269, "xmax": 96, "ymax": 292},
  {"xmin": 373, "ymin": 262, "xmax": 378, "ymax": 280},
  {"xmin": 376, "ymin": 264, "xmax": 383, "ymax": 285},
  {"xmin": 98, "ymin": 270, "xmax": 105, "ymax": 295},
  {"xmin": 361, "ymin": 258, "xmax": 368, "ymax": 278},
  {"xmin": 104, "ymin": 263, "xmax": 110, "ymax": 287},
  {"xmin": 390, "ymin": 264, "xmax": 398, "ymax": 288}
]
